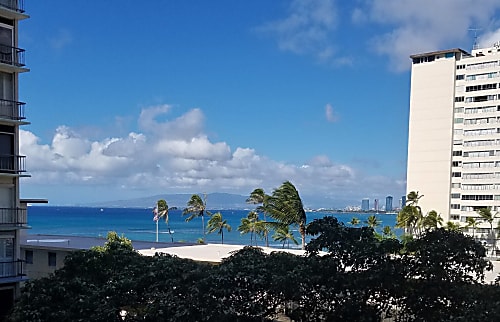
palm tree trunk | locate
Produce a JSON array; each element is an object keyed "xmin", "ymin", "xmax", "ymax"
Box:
[
  {"xmin": 202, "ymin": 214, "xmax": 205, "ymax": 241},
  {"xmin": 221, "ymin": 230, "xmax": 224, "ymax": 244}
]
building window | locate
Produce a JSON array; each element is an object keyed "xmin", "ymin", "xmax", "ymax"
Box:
[
  {"xmin": 451, "ymin": 193, "xmax": 461, "ymax": 199},
  {"xmin": 451, "ymin": 204, "xmax": 460, "ymax": 209},
  {"xmin": 456, "ymin": 74, "xmax": 464, "ymax": 80},
  {"xmin": 25, "ymin": 250, "xmax": 33, "ymax": 264},
  {"xmin": 452, "ymin": 161, "xmax": 462, "ymax": 167},
  {"xmin": 450, "ymin": 215, "xmax": 460, "ymax": 220},
  {"xmin": 454, "ymin": 107, "xmax": 464, "ymax": 113},
  {"xmin": 452, "ymin": 172, "xmax": 462, "ymax": 177},
  {"xmin": 452, "ymin": 151, "xmax": 462, "ymax": 156},
  {"xmin": 454, "ymin": 118, "xmax": 463, "ymax": 124},
  {"xmin": 452, "ymin": 183, "xmax": 461, "ymax": 188},
  {"xmin": 457, "ymin": 64, "xmax": 465, "ymax": 70},
  {"xmin": 455, "ymin": 96, "xmax": 465, "ymax": 102},
  {"xmin": 48, "ymin": 252, "xmax": 56, "ymax": 267}
]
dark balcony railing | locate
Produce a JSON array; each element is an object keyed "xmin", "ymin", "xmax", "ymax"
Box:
[
  {"xmin": 0, "ymin": 155, "xmax": 26, "ymax": 173},
  {"xmin": 0, "ymin": 44, "xmax": 25, "ymax": 67},
  {"xmin": 0, "ymin": 207, "xmax": 27, "ymax": 226},
  {"xmin": 0, "ymin": 99, "xmax": 25, "ymax": 121},
  {"xmin": 0, "ymin": 259, "xmax": 24, "ymax": 279},
  {"xmin": 0, "ymin": 0, "xmax": 25, "ymax": 13}
]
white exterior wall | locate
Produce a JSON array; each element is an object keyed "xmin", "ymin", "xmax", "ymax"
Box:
[{"xmin": 407, "ymin": 56, "xmax": 456, "ymax": 220}]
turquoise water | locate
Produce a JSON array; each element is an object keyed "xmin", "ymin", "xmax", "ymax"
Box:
[{"xmin": 26, "ymin": 206, "xmax": 398, "ymax": 247}]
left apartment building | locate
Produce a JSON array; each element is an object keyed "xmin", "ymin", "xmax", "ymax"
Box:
[{"xmin": 0, "ymin": 1, "xmax": 38, "ymax": 319}]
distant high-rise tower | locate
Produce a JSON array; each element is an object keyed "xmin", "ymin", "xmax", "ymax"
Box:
[
  {"xmin": 401, "ymin": 195, "xmax": 406, "ymax": 208},
  {"xmin": 374, "ymin": 199, "xmax": 379, "ymax": 211},
  {"xmin": 386, "ymin": 196, "xmax": 393, "ymax": 212},
  {"xmin": 361, "ymin": 198, "xmax": 369, "ymax": 211}
]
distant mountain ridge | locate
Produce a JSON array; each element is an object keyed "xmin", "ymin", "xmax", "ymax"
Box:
[{"xmin": 82, "ymin": 193, "xmax": 250, "ymax": 210}]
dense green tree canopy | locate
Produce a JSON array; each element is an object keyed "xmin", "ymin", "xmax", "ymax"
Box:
[{"xmin": 8, "ymin": 221, "xmax": 500, "ymax": 321}]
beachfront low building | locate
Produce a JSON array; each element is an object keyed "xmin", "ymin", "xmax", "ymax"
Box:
[
  {"xmin": 407, "ymin": 42, "xmax": 500, "ymax": 254},
  {"xmin": 20, "ymin": 234, "xmax": 308, "ymax": 279}
]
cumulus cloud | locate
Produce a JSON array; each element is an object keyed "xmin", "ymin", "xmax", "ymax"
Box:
[
  {"xmin": 20, "ymin": 105, "xmax": 404, "ymax": 207},
  {"xmin": 357, "ymin": 0, "xmax": 500, "ymax": 71},
  {"xmin": 325, "ymin": 103, "xmax": 338, "ymax": 123}
]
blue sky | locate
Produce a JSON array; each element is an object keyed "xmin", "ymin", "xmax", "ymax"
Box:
[{"xmin": 18, "ymin": 0, "xmax": 500, "ymax": 207}]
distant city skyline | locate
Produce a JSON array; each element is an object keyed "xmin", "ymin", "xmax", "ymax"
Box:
[{"xmin": 18, "ymin": 1, "xmax": 500, "ymax": 206}]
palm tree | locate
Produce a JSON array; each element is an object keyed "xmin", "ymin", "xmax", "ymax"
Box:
[
  {"xmin": 273, "ymin": 224, "xmax": 298, "ymax": 249},
  {"xmin": 349, "ymin": 217, "xmax": 360, "ymax": 227},
  {"xmin": 207, "ymin": 212, "xmax": 231, "ymax": 244},
  {"xmin": 246, "ymin": 188, "xmax": 271, "ymax": 246},
  {"xmin": 421, "ymin": 210, "xmax": 443, "ymax": 230},
  {"xmin": 466, "ymin": 217, "xmax": 479, "ymax": 238},
  {"xmin": 445, "ymin": 221, "xmax": 461, "ymax": 231},
  {"xmin": 477, "ymin": 207, "xmax": 498, "ymax": 256},
  {"xmin": 183, "ymin": 194, "xmax": 209, "ymax": 241},
  {"xmin": 396, "ymin": 191, "xmax": 424, "ymax": 236},
  {"xmin": 238, "ymin": 211, "xmax": 259, "ymax": 246},
  {"xmin": 156, "ymin": 199, "xmax": 173, "ymax": 242},
  {"xmin": 266, "ymin": 181, "xmax": 307, "ymax": 250},
  {"xmin": 365, "ymin": 215, "xmax": 381, "ymax": 228}
]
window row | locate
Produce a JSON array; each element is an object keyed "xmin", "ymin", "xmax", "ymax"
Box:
[
  {"xmin": 463, "ymin": 150, "xmax": 495, "ymax": 157},
  {"xmin": 462, "ymin": 172, "xmax": 498, "ymax": 179},
  {"xmin": 463, "ymin": 128, "xmax": 496, "ymax": 136},
  {"xmin": 463, "ymin": 139, "xmax": 497, "ymax": 147},
  {"xmin": 465, "ymin": 83, "xmax": 497, "ymax": 92},
  {"xmin": 462, "ymin": 184, "xmax": 500, "ymax": 190},
  {"xmin": 465, "ymin": 60, "xmax": 499, "ymax": 70},
  {"xmin": 465, "ymin": 72, "xmax": 498, "ymax": 81},
  {"xmin": 465, "ymin": 95, "xmax": 498, "ymax": 103},
  {"xmin": 462, "ymin": 161, "xmax": 500, "ymax": 169},
  {"xmin": 463, "ymin": 106, "xmax": 498, "ymax": 114},
  {"xmin": 461, "ymin": 195, "xmax": 493, "ymax": 200},
  {"xmin": 463, "ymin": 117, "xmax": 497, "ymax": 125}
]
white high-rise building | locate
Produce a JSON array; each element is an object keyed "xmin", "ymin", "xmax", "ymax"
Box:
[{"xmin": 407, "ymin": 42, "xmax": 500, "ymax": 234}]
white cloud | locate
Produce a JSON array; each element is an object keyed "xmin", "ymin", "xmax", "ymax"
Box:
[
  {"xmin": 325, "ymin": 103, "xmax": 338, "ymax": 123},
  {"xmin": 479, "ymin": 28, "xmax": 500, "ymax": 48},
  {"xmin": 20, "ymin": 105, "xmax": 404, "ymax": 207},
  {"xmin": 256, "ymin": 0, "xmax": 347, "ymax": 64},
  {"xmin": 357, "ymin": 0, "xmax": 500, "ymax": 71}
]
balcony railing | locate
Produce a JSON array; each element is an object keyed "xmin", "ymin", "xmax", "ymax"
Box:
[
  {"xmin": 0, "ymin": 155, "xmax": 26, "ymax": 173},
  {"xmin": 0, "ymin": 259, "xmax": 24, "ymax": 279},
  {"xmin": 0, "ymin": 207, "xmax": 26, "ymax": 226},
  {"xmin": 0, "ymin": 44, "xmax": 25, "ymax": 67},
  {"xmin": 0, "ymin": 0, "xmax": 25, "ymax": 13},
  {"xmin": 0, "ymin": 99, "xmax": 25, "ymax": 121}
]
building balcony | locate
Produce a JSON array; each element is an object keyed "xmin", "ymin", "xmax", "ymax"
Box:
[
  {"xmin": 0, "ymin": 0, "xmax": 24, "ymax": 13},
  {"xmin": 0, "ymin": 99, "xmax": 25, "ymax": 122},
  {"xmin": 0, "ymin": 155, "xmax": 26, "ymax": 174},
  {"xmin": 0, "ymin": 259, "xmax": 25, "ymax": 280},
  {"xmin": 0, "ymin": 207, "xmax": 27, "ymax": 227},
  {"xmin": 0, "ymin": 44, "xmax": 25, "ymax": 68}
]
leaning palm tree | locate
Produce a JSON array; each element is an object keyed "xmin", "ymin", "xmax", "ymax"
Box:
[
  {"xmin": 238, "ymin": 211, "xmax": 259, "ymax": 246},
  {"xmin": 273, "ymin": 224, "xmax": 298, "ymax": 249},
  {"xmin": 396, "ymin": 191, "xmax": 424, "ymax": 236},
  {"xmin": 266, "ymin": 181, "xmax": 307, "ymax": 250},
  {"xmin": 247, "ymin": 188, "xmax": 271, "ymax": 246},
  {"xmin": 156, "ymin": 199, "xmax": 174, "ymax": 242},
  {"xmin": 183, "ymin": 194, "xmax": 209, "ymax": 241},
  {"xmin": 477, "ymin": 207, "xmax": 498, "ymax": 256},
  {"xmin": 207, "ymin": 212, "xmax": 231, "ymax": 244},
  {"xmin": 421, "ymin": 210, "xmax": 443, "ymax": 231},
  {"xmin": 466, "ymin": 216, "xmax": 479, "ymax": 238}
]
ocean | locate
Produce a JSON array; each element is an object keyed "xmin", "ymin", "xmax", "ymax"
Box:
[{"xmin": 26, "ymin": 206, "xmax": 399, "ymax": 247}]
